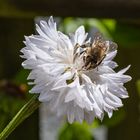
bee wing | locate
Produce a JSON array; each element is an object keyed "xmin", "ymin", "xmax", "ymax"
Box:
[
  {"xmin": 93, "ymin": 32, "xmax": 104, "ymax": 42},
  {"xmin": 92, "ymin": 32, "xmax": 118, "ymax": 53},
  {"xmin": 105, "ymin": 40, "xmax": 118, "ymax": 53}
]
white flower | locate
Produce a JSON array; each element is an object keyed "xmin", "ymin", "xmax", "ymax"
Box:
[{"xmin": 21, "ymin": 16, "xmax": 132, "ymax": 124}]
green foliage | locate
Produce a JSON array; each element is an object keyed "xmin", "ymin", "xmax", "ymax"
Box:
[
  {"xmin": 59, "ymin": 17, "xmax": 116, "ymax": 39},
  {"xmin": 102, "ymin": 109, "xmax": 126, "ymax": 127},
  {"xmin": 112, "ymin": 22, "xmax": 140, "ymax": 48},
  {"xmin": 0, "ymin": 92, "xmax": 26, "ymax": 132},
  {"xmin": 0, "ymin": 66, "xmax": 31, "ymax": 134},
  {"xmin": 136, "ymin": 80, "xmax": 140, "ymax": 97},
  {"xmin": 14, "ymin": 69, "xmax": 29, "ymax": 84},
  {"xmin": 58, "ymin": 122, "xmax": 94, "ymax": 140}
]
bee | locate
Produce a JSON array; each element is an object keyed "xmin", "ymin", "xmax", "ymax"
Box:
[{"xmin": 80, "ymin": 33, "xmax": 118, "ymax": 70}]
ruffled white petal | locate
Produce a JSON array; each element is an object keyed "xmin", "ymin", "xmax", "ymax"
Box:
[{"xmin": 70, "ymin": 26, "xmax": 87, "ymax": 46}]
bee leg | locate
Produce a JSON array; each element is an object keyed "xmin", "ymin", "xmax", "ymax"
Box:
[
  {"xmin": 79, "ymin": 75, "xmax": 82, "ymax": 85},
  {"xmin": 80, "ymin": 50, "xmax": 85, "ymax": 55},
  {"xmin": 74, "ymin": 43, "xmax": 80, "ymax": 53},
  {"xmin": 80, "ymin": 44, "xmax": 87, "ymax": 48},
  {"xmin": 73, "ymin": 43, "xmax": 81, "ymax": 62},
  {"xmin": 81, "ymin": 43, "xmax": 91, "ymax": 48},
  {"xmin": 86, "ymin": 62, "xmax": 92, "ymax": 70},
  {"xmin": 75, "ymin": 43, "xmax": 80, "ymax": 47},
  {"xmin": 97, "ymin": 54, "xmax": 106, "ymax": 66}
]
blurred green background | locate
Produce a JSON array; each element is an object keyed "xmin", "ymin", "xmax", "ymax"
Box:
[{"xmin": 0, "ymin": 1, "xmax": 140, "ymax": 140}]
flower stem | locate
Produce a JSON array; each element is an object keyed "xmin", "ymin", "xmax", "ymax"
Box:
[{"xmin": 0, "ymin": 94, "xmax": 41, "ymax": 140}]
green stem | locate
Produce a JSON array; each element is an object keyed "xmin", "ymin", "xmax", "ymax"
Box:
[{"xmin": 0, "ymin": 95, "xmax": 41, "ymax": 140}]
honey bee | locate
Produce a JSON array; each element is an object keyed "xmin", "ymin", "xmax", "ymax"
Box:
[{"xmin": 80, "ymin": 33, "xmax": 118, "ymax": 70}]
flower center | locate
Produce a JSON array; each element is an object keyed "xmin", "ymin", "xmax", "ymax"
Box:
[{"xmin": 64, "ymin": 41, "xmax": 107, "ymax": 85}]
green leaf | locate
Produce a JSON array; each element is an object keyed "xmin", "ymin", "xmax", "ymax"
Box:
[
  {"xmin": 102, "ymin": 109, "xmax": 126, "ymax": 127},
  {"xmin": 58, "ymin": 122, "xmax": 94, "ymax": 140}
]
